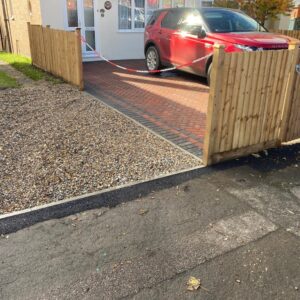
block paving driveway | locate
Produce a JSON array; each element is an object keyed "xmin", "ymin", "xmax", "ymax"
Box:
[{"xmin": 84, "ymin": 60, "xmax": 209, "ymax": 157}]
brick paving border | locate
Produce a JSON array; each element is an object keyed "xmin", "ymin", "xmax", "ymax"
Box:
[{"xmin": 84, "ymin": 60, "xmax": 210, "ymax": 157}]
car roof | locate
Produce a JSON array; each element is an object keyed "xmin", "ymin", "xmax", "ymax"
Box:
[{"xmin": 155, "ymin": 7, "xmax": 242, "ymax": 13}]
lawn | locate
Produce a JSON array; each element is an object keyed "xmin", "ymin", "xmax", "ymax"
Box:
[
  {"xmin": 0, "ymin": 52, "xmax": 61, "ymax": 82},
  {"xmin": 0, "ymin": 71, "xmax": 19, "ymax": 89}
]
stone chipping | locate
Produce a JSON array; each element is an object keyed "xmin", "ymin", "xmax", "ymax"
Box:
[{"xmin": 0, "ymin": 79, "xmax": 200, "ymax": 214}]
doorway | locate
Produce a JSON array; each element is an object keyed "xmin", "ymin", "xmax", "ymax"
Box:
[{"xmin": 65, "ymin": 0, "xmax": 99, "ymax": 60}]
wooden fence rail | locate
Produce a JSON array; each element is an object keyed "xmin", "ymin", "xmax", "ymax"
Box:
[
  {"xmin": 203, "ymin": 43, "xmax": 300, "ymax": 166},
  {"xmin": 276, "ymin": 29, "xmax": 300, "ymax": 40},
  {"xmin": 27, "ymin": 24, "xmax": 83, "ymax": 90}
]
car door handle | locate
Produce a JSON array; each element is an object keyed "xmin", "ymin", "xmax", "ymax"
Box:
[{"xmin": 158, "ymin": 30, "xmax": 162, "ymax": 34}]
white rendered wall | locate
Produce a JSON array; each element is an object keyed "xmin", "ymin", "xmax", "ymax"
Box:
[{"xmin": 40, "ymin": 0, "xmax": 66, "ymax": 29}]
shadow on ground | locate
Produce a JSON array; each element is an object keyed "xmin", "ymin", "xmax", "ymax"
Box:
[{"xmin": 84, "ymin": 60, "xmax": 209, "ymax": 157}]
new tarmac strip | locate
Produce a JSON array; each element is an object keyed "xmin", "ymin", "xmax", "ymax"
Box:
[{"xmin": 1, "ymin": 144, "xmax": 300, "ymax": 299}]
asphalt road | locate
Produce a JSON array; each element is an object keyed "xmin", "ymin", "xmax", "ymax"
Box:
[{"xmin": 1, "ymin": 144, "xmax": 300, "ymax": 299}]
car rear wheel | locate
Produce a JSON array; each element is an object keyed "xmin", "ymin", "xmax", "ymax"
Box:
[{"xmin": 146, "ymin": 46, "xmax": 161, "ymax": 72}]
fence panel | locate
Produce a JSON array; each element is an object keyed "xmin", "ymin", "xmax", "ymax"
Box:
[
  {"xmin": 276, "ymin": 30, "xmax": 300, "ymax": 40},
  {"xmin": 284, "ymin": 47, "xmax": 300, "ymax": 141},
  {"xmin": 203, "ymin": 44, "xmax": 300, "ymax": 166},
  {"xmin": 27, "ymin": 24, "xmax": 83, "ymax": 90}
]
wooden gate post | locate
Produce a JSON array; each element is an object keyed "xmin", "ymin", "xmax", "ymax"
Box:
[
  {"xmin": 280, "ymin": 41, "xmax": 300, "ymax": 142},
  {"xmin": 75, "ymin": 28, "xmax": 84, "ymax": 90},
  {"xmin": 203, "ymin": 44, "xmax": 226, "ymax": 166}
]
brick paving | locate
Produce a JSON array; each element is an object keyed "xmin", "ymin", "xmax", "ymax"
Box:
[{"xmin": 83, "ymin": 60, "xmax": 209, "ymax": 157}]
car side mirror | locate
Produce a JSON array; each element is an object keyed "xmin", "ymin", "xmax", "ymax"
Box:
[
  {"xmin": 197, "ymin": 27, "xmax": 206, "ymax": 39},
  {"xmin": 190, "ymin": 26, "xmax": 206, "ymax": 38}
]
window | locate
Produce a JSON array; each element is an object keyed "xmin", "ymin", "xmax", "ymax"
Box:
[
  {"xmin": 162, "ymin": 0, "xmax": 184, "ymax": 8},
  {"xmin": 118, "ymin": 0, "xmax": 187, "ymax": 31},
  {"xmin": 66, "ymin": 0, "xmax": 78, "ymax": 27},
  {"xmin": 173, "ymin": 0, "xmax": 185, "ymax": 7},
  {"xmin": 179, "ymin": 10, "xmax": 204, "ymax": 34},
  {"xmin": 146, "ymin": 10, "xmax": 161, "ymax": 26},
  {"xmin": 84, "ymin": 0, "xmax": 94, "ymax": 27},
  {"xmin": 161, "ymin": 10, "xmax": 183, "ymax": 29},
  {"xmin": 135, "ymin": 0, "xmax": 145, "ymax": 28},
  {"xmin": 201, "ymin": 10, "xmax": 266, "ymax": 33},
  {"xmin": 201, "ymin": 1, "xmax": 213, "ymax": 7},
  {"xmin": 162, "ymin": 0, "xmax": 171, "ymax": 8},
  {"xmin": 146, "ymin": 0, "xmax": 159, "ymax": 25},
  {"xmin": 118, "ymin": 0, "xmax": 145, "ymax": 30}
]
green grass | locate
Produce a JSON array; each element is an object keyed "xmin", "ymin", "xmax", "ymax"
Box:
[
  {"xmin": 0, "ymin": 71, "xmax": 19, "ymax": 89},
  {"xmin": 0, "ymin": 52, "xmax": 62, "ymax": 83}
]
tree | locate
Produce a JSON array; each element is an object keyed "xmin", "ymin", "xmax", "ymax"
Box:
[
  {"xmin": 214, "ymin": 0, "xmax": 295, "ymax": 26},
  {"xmin": 213, "ymin": 0, "xmax": 241, "ymax": 9}
]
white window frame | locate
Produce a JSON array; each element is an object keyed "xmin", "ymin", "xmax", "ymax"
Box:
[
  {"xmin": 118, "ymin": 0, "xmax": 147, "ymax": 33},
  {"xmin": 161, "ymin": 0, "xmax": 186, "ymax": 8},
  {"xmin": 118, "ymin": 0, "xmax": 187, "ymax": 32}
]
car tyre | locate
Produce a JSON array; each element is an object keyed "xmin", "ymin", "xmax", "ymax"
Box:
[{"xmin": 146, "ymin": 46, "xmax": 161, "ymax": 73}]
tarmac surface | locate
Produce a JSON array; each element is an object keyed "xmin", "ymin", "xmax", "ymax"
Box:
[{"xmin": 1, "ymin": 144, "xmax": 300, "ymax": 299}]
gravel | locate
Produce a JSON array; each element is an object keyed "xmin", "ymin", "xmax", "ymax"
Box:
[{"xmin": 0, "ymin": 77, "xmax": 200, "ymax": 214}]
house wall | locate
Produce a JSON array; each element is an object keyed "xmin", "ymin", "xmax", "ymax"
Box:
[
  {"xmin": 38, "ymin": 0, "xmax": 208, "ymax": 61},
  {"xmin": 1, "ymin": 0, "xmax": 42, "ymax": 56},
  {"xmin": 97, "ymin": 0, "xmax": 207, "ymax": 60},
  {"xmin": 40, "ymin": 0, "xmax": 65, "ymax": 28},
  {"xmin": 97, "ymin": 0, "xmax": 144, "ymax": 60},
  {"xmin": 278, "ymin": 14, "xmax": 292, "ymax": 30},
  {"xmin": 0, "ymin": 0, "xmax": 10, "ymax": 51},
  {"xmin": 36, "ymin": 0, "xmax": 212, "ymax": 61}
]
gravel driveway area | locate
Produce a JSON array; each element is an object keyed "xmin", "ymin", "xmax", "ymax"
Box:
[{"xmin": 0, "ymin": 71, "xmax": 200, "ymax": 214}]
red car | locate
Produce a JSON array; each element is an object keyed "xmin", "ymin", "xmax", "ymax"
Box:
[{"xmin": 144, "ymin": 7, "xmax": 295, "ymax": 84}]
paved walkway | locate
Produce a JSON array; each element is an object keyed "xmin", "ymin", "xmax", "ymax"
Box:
[
  {"xmin": 1, "ymin": 144, "xmax": 300, "ymax": 299},
  {"xmin": 84, "ymin": 60, "xmax": 209, "ymax": 157}
]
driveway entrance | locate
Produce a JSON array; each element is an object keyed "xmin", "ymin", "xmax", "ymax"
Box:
[{"xmin": 84, "ymin": 60, "xmax": 209, "ymax": 157}]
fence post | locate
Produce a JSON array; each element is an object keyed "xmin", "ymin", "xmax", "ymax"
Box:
[
  {"xmin": 75, "ymin": 28, "xmax": 84, "ymax": 90},
  {"xmin": 203, "ymin": 44, "xmax": 226, "ymax": 166},
  {"xmin": 279, "ymin": 41, "xmax": 300, "ymax": 142},
  {"xmin": 27, "ymin": 22, "xmax": 34, "ymax": 61}
]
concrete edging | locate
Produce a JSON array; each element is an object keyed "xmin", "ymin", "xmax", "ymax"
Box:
[
  {"xmin": 0, "ymin": 166, "xmax": 211, "ymax": 235},
  {"xmin": 83, "ymin": 88, "xmax": 203, "ymax": 160}
]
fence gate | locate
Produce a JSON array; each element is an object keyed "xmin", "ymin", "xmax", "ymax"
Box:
[{"xmin": 203, "ymin": 42, "xmax": 300, "ymax": 166}]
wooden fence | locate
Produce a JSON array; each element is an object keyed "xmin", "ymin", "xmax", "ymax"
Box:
[
  {"xmin": 203, "ymin": 43, "xmax": 300, "ymax": 165},
  {"xmin": 27, "ymin": 24, "xmax": 83, "ymax": 90},
  {"xmin": 284, "ymin": 45, "xmax": 300, "ymax": 141},
  {"xmin": 276, "ymin": 29, "xmax": 300, "ymax": 40}
]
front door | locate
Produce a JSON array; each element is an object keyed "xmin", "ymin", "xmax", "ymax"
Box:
[{"xmin": 66, "ymin": 0, "xmax": 99, "ymax": 60}]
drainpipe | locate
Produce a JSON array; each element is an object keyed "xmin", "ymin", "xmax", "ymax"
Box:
[{"xmin": 1, "ymin": 0, "xmax": 12, "ymax": 52}]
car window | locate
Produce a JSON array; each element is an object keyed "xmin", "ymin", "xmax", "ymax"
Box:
[
  {"xmin": 178, "ymin": 10, "xmax": 204, "ymax": 34},
  {"xmin": 201, "ymin": 10, "xmax": 266, "ymax": 33},
  {"xmin": 147, "ymin": 10, "xmax": 161, "ymax": 26},
  {"xmin": 161, "ymin": 10, "xmax": 183, "ymax": 29}
]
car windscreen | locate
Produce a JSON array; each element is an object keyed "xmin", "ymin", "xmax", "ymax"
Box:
[{"xmin": 201, "ymin": 10, "xmax": 266, "ymax": 33}]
